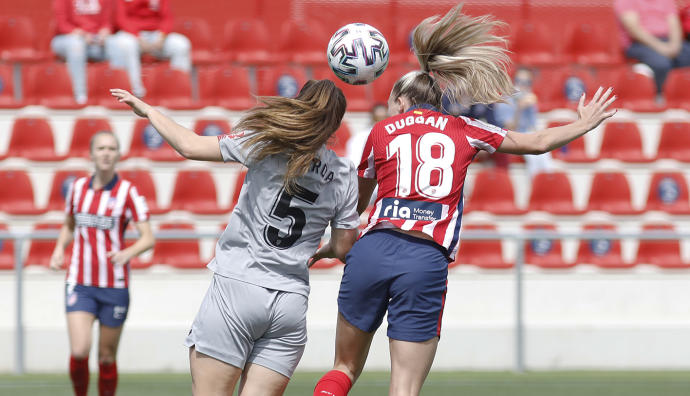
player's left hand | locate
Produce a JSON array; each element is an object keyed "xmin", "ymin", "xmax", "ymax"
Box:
[
  {"xmin": 108, "ymin": 250, "xmax": 131, "ymax": 267},
  {"xmin": 577, "ymin": 86, "xmax": 617, "ymax": 132},
  {"xmin": 110, "ymin": 88, "xmax": 151, "ymax": 117}
]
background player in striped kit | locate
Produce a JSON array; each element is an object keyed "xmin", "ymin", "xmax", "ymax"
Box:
[
  {"xmin": 313, "ymin": 4, "xmax": 617, "ymax": 396},
  {"xmin": 111, "ymin": 79, "xmax": 360, "ymax": 396},
  {"xmin": 50, "ymin": 130, "xmax": 154, "ymax": 396}
]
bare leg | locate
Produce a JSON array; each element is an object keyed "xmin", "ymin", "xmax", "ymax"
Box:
[
  {"xmin": 333, "ymin": 312, "xmax": 376, "ymax": 382},
  {"xmin": 67, "ymin": 311, "xmax": 96, "ymax": 358},
  {"xmin": 238, "ymin": 363, "xmax": 290, "ymax": 396},
  {"xmin": 98, "ymin": 324, "xmax": 123, "ymax": 364},
  {"xmin": 189, "ymin": 346, "xmax": 242, "ymax": 396},
  {"xmin": 388, "ymin": 337, "xmax": 438, "ymax": 396}
]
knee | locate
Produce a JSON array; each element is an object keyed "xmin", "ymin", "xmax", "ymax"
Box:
[
  {"xmin": 98, "ymin": 345, "xmax": 117, "ymax": 363},
  {"xmin": 66, "ymin": 37, "xmax": 87, "ymax": 61},
  {"xmin": 112, "ymin": 32, "xmax": 139, "ymax": 55},
  {"xmin": 645, "ymin": 56, "xmax": 673, "ymax": 74},
  {"xmin": 167, "ymin": 34, "xmax": 191, "ymax": 56},
  {"xmin": 71, "ymin": 346, "xmax": 91, "ymax": 359}
]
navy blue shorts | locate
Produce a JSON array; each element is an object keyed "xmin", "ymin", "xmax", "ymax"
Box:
[
  {"xmin": 65, "ymin": 284, "xmax": 130, "ymax": 328},
  {"xmin": 338, "ymin": 229, "xmax": 449, "ymax": 342}
]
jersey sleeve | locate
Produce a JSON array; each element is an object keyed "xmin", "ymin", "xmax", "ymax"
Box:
[
  {"xmin": 217, "ymin": 132, "xmax": 252, "ymax": 165},
  {"xmin": 333, "ymin": 162, "xmax": 360, "ymax": 229},
  {"xmin": 64, "ymin": 179, "xmax": 75, "ymax": 215},
  {"xmin": 460, "ymin": 116, "xmax": 507, "ymax": 154},
  {"xmin": 124, "ymin": 186, "xmax": 150, "ymax": 222},
  {"xmin": 357, "ymin": 129, "xmax": 376, "ymax": 179}
]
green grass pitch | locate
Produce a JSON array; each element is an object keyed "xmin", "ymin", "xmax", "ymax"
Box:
[{"xmin": 1, "ymin": 371, "xmax": 689, "ymax": 395}]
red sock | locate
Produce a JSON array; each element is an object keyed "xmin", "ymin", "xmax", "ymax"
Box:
[
  {"xmin": 69, "ymin": 355, "xmax": 89, "ymax": 396},
  {"xmin": 313, "ymin": 370, "xmax": 353, "ymax": 396},
  {"xmin": 98, "ymin": 361, "xmax": 118, "ymax": 396}
]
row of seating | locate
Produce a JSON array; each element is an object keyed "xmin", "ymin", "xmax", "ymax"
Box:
[{"xmin": 1, "ymin": 220, "xmax": 687, "ymax": 270}]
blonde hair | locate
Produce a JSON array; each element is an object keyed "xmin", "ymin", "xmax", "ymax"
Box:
[
  {"xmin": 234, "ymin": 79, "xmax": 346, "ymax": 194},
  {"xmin": 391, "ymin": 3, "xmax": 514, "ymax": 109}
]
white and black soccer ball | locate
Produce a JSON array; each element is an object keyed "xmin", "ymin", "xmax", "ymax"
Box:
[{"xmin": 326, "ymin": 23, "xmax": 389, "ymax": 85}]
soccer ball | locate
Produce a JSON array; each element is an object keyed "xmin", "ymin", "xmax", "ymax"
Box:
[{"xmin": 326, "ymin": 23, "xmax": 389, "ymax": 85}]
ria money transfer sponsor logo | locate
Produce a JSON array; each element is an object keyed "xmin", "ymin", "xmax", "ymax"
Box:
[{"xmin": 380, "ymin": 198, "xmax": 442, "ymax": 222}]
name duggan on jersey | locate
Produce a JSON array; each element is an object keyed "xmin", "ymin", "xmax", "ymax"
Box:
[
  {"xmin": 380, "ymin": 198, "xmax": 443, "ymax": 222},
  {"xmin": 384, "ymin": 113, "xmax": 448, "ymax": 134}
]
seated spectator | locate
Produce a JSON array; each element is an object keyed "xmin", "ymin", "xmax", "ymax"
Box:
[
  {"xmin": 615, "ymin": 0, "xmax": 690, "ymax": 98},
  {"xmin": 51, "ymin": 0, "xmax": 116, "ymax": 104},
  {"xmin": 492, "ymin": 68, "xmax": 553, "ymax": 178},
  {"xmin": 111, "ymin": 0, "xmax": 191, "ymax": 97}
]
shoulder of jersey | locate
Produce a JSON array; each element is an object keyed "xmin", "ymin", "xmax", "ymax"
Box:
[{"xmin": 322, "ymin": 147, "xmax": 356, "ymax": 172}]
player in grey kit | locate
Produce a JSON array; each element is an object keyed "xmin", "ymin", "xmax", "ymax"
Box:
[{"xmin": 111, "ymin": 80, "xmax": 360, "ymax": 396}]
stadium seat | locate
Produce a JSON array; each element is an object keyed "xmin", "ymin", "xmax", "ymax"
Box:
[
  {"xmin": 663, "ymin": 68, "xmax": 690, "ymax": 110},
  {"xmin": 328, "ymin": 123, "xmax": 352, "ymax": 157},
  {"xmin": 576, "ymin": 223, "xmax": 632, "ymax": 269},
  {"xmin": 636, "ymin": 223, "xmax": 688, "ymax": 269},
  {"xmin": 87, "ymin": 65, "xmax": 131, "ymax": 109},
  {"xmin": 564, "ymin": 22, "xmax": 623, "ymax": 66},
  {"xmin": 276, "ymin": 20, "xmax": 329, "ymax": 66},
  {"xmin": 0, "ymin": 224, "xmax": 14, "ymax": 270},
  {"xmin": 45, "ymin": 170, "xmax": 89, "ymax": 212},
  {"xmin": 124, "ymin": 119, "xmax": 185, "ymax": 161},
  {"xmin": 598, "ymin": 66, "xmax": 659, "ymax": 112},
  {"xmin": 26, "ymin": 223, "xmax": 72, "ymax": 267},
  {"xmin": 173, "ymin": 17, "xmax": 220, "ymax": 65},
  {"xmin": 230, "ymin": 170, "xmax": 247, "ymax": 210},
  {"xmin": 454, "ymin": 224, "xmax": 512, "ymax": 269},
  {"xmin": 146, "ymin": 66, "xmax": 199, "ymax": 110},
  {"xmin": 68, "ymin": 118, "xmax": 114, "ymax": 159},
  {"xmin": 0, "ymin": 170, "xmax": 44, "ymax": 215},
  {"xmin": 645, "ymin": 171, "xmax": 690, "ymax": 214},
  {"xmin": 0, "ymin": 63, "xmax": 22, "ymax": 108},
  {"xmin": 598, "ymin": 121, "xmax": 652, "ymax": 162},
  {"xmin": 0, "ymin": 16, "xmax": 45, "ymax": 62},
  {"xmin": 169, "ymin": 170, "xmax": 228, "ymax": 214},
  {"xmin": 117, "ymin": 169, "xmax": 168, "ymax": 215},
  {"xmin": 547, "ymin": 121, "xmax": 597, "ymax": 162},
  {"xmin": 222, "ymin": 19, "xmax": 278, "ymax": 65},
  {"xmin": 371, "ymin": 64, "xmax": 417, "ymax": 104},
  {"xmin": 586, "ymin": 171, "xmax": 640, "ymax": 215},
  {"xmin": 464, "ymin": 168, "xmax": 524, "ymax": 215},
  {"xmin": 512, "ymin": 22, "xmax": 565, "ymax": 66},
  {"xmin": 8, "ymin": 118, "xmax": 64, "ymax": 161},
  {"xmin": 197, "ymin": 66, "xmax": 255, "ymax": 109},
  {"xmin": 527, "ymin": 171, "xmax": 583, "ymax": 215},
  {"xmin": 152, "ymin": 223, "xmax": 205, "ymax": 269},
  {"xmin": 23, "ymin": 63, "xmax": 83, "ymax": 109},
  {"xmin": 532, "ymin": 66, "xmax": 598, "ymax": 111},
  {"xmin": 256, "ymin": 65, "xmax": 309, "ymax": 98},
  {"xmin": 313, "ymin": 65, "xmax": 371, "ymax": 111},
  {"xmin": 656, "ymin": 121, "xmax": 690, "ymax": 162},
  {"xmin": 524, "ymin": 223, "xmax": 573, "ymax": 269},
  {"xmin": 193, "ymin": 118, "xmax": 232, "ymax": 136}
]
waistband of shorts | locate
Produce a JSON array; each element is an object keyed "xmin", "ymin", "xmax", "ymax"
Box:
[{"xmin": 366, "ymin": 229, "xmax": 451, "ymax": 262}]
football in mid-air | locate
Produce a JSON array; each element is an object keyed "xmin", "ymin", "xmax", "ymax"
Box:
[{"xmin": 326, "ymin": 23, "xmax": 389, "ymax": 85}]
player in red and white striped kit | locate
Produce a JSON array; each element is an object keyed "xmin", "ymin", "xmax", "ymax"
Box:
[{"xmin": 50, "ymin": 131, "xmax": 154, "ymax": 396}]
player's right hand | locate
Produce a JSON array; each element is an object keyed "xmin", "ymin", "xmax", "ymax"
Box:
[
  {"xmin": 49, "ymin": 250, "xmax": 64, "ymax": 271},
  {"xmin": 110, "ymin": 88, "xmax": 151, "ymax": 117}
]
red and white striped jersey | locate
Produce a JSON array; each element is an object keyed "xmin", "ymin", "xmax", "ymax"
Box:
[
  {"xmin": 64, "ymin": 174, "xmax": 149, "ymax": 288},
  {"xmin": 358, "ymin": 106, "xmax": 506, "ymax": 259}
]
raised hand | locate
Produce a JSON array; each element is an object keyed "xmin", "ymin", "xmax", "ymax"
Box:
[
  {"xmin": 110, "ymin": 88, "xmax": 151, "ymax": 118},
  {"xmin": 577, "ymin": 86, "xmax": 617, "ymax": 132}
]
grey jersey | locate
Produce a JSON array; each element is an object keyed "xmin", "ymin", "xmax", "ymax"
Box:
[{"xmin": 209, "ymin": 132, "xmax": 360, "ymax": 296}]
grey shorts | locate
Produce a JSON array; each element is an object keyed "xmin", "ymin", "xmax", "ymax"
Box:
[{"xmin": 184, "ymin": 273, "xmax": 308, "ymax": 378}]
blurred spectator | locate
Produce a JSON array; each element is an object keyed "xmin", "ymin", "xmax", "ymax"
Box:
[
  {"xmin": 615, "ymin": 0, "xmax": 690, "ymax": 97},
  {"xmin": 492, "ymin": 68, "xmax": 553, "ymax": 178},
  {"xmin": 346, "ymin": 102, "xmax": 387, "ymax": 164},
  {"xmin": 111, "ymin": 0, "xmax": 191, "ymax": 97},
  {"xmin": 51, "ymin": 0, "xmax": 116, "ymax": 104}
]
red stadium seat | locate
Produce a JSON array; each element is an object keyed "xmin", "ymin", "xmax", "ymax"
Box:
[
  {"xmin": 23, "ymin": 63, "xmax": 83, "ymax": 109},
  {"xmin": 276, "ymin": 20, "xmax": 329, "ymax": 66},
  {"xmin": 8, "ymin": 118, "xmax": 64, "ymax": 161},
  {"xmin": 197, "ymin": 66, "xmax": 254, "ymax": 109},
  {"xmin": 0, "ymin": 63, "xmax": 22, "ymax": 108},
  {"xmin": 169, "ymin": 170, "xmax": 227, "ymax": 215},
  {"xmin": 645, "ymin": 171, "xmax": 690, "ymax": 214},
  {"xmin": 512, "ymin": 22, "xmax": 565, "ymax": 66},
  {"xmin": 524, "ymin": 223, "xmax": 573, "ymax": 269},
  {"xmin": 454, "ymin": 224, "xmax": 512, "ymax": 269},
  {"xmin": 87, "ymin": 65, "xmax": 131, "ymax": 109},
  {"xmin": 586, "ymin": 171, "xmax": 640, "ymax": 215},
  {"xmin": 26, "ymin": 223, "xmax": 72, "ymax": 267},
  {"xmin": 564, "ymin": 22, "xmax": 623, "ymax": 66},
  {"xmin": 152, "ymin": 223, "xmax": 205, "ymax": 269},
  {"xmin": 222, "ymin": 19, "xmax": 278, "ymax": 66},
  {"xmin": 657, "ymin": 121, "xmax": 690, "ymax": 162},
  {"xmin": 576, "ymin": 223, "xmax": 632, "ymax": 269},
  {"xmin": 464, "ymin": 168, "xmax": 524, "ymax": 215},
  {"xmin": 636, "ymin": 223, "xmax": 688, "ymax": 269},
  {"xmin": 173, "ymin": 17, "xmax": 220, "ymax": 65},
  {"xmin": 256, "ymin": 65, "xmax": 309, "ymax": 98},
  {"xmin": 547, "ymin": 121, "xmax": 597, "ymax": 162},
  {"xmin": 313, "ymin": 65, "xmax": 371, "ymax": 111},
  {"xmin": 598, "ymin": 121, "xmax": 652, "ymax": 163},
  {"xmin": 124, "ymin": 119, "xmax": 184, "ymax": 161},
  {"xmin": 230, "ymin": 170, "xmax": 247, "ymax": 210},
  {"xmin": 663, "ymin": 68, "xmax": 690, "ymax": 110},
  {"xmin": 0, "ymin": 16, "xmax": 45, "ymax": 62},
  {"xmin": 527, "ymin": 172, "xmax": 583, "ymax": 215},
  {"xmin": 118, "ymin": 169, "xmax": 168, "ymax": 215},
  {"xmin": 532, "ymin": 66, "xmax": 598, "ymax": 111},
  {"xmin": 45, "ymin": 170, "xmax": 89, "ymax": 212},
  {"xmin": 147, "ymin": 66, "xmax": 199, "ymax": 110},
  {"xmin": 193, "ymin": 118, "xmax": 232, "ymax": 136},
  {"xmin": 371, "ymin": 64, "xmax": 416, "ymax": 104},
  {"xmin": 0, "ymin": 170, "xmax": 43, "ymax": 215},
  {"xmin": 598, "ymin": 66, "xmax": 659, "ymax": 112},
  {"xmin": 328, "ymin": 122, "xmax": 352, "ymax": 157},
  {"xmin": 0, "ymin": 224, "xmax": 15, "ymax": 270},
  {"xmin": 68, "ymin": 118, "xmax": 114, "ymax": 159}
]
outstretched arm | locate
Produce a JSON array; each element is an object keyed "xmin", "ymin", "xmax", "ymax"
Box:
[
  {"xmin": 110, "ymin": 89, "xmax": 223, "ymax": 161},
  {"xmin": 497, "ymin": 86, "xmax": 616, "ymax": 155}
]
